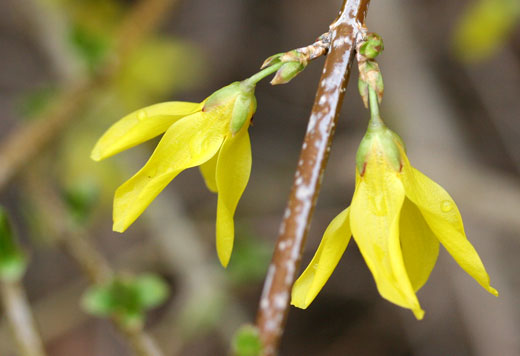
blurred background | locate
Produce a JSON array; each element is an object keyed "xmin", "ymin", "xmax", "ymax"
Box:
[{"xmin": 0, "ymin": 0, "xmax": 519, "ymax": 355}]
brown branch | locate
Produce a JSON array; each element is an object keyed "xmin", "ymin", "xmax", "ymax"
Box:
[
  {"xmin": 255, "ymin": 1, "xmax": 371, "ymax": 355},
  {"xmin": 0, "ymin": 280, "xmax": 47, "ymax": 356},
  {"xmin": 0, "ymin": 0, "xmax": 178, "ymax": 192}
]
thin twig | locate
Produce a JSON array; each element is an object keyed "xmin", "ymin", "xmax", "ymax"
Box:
[
  {"xmin": 0, "ymin": 280, "xmax": 47, "ymax": 356},
  {"xmin": 0, "ymin": 0, "xmax": 178, "ymax": 192},
  {"xmin": 255, "ymin": 1, "xmax": 371, "ymax": 355},
  {"xmin": 23, "ymin": 172, "xmax": 164, "ymax": 356}
]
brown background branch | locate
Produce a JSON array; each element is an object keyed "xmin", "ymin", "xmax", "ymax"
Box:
[
  {"xmin": 255, "ymin": 1, "xmax": 371, "ymax": 355},
  {"xmin": 0, "ymin": 0, "xmax": 177, "ymax": 192},
  {"xmin": 0, "ymin": 280, "xmax": 47, "ymax": 356}
]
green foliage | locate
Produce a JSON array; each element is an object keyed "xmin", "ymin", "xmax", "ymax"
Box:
[
  {"xmin": 114, "ymin": 38, "xmax": 206, "ymax": 107},
  {"xmin": 69, "ymin": 23, "xmax": 111, "ymax": 71},
  {"xmin": 227, "ymin": 229, "xmax": 272, "ymax": 285},
  {"xmin": 0, "ymin": 207, "xmax": 27, "ymax": 282},
  {"xmin": 232, "ymin": 324, "xmax": 263, "ymax": 356},
  {"xmin": 81, "ymin": 274, "xmax": 169, "ymax": 328},
  {"xmin": 453, "ymin": 0, "xmax": 520, "ymax": 62},
  {"xmin": 17, "ymin": 86, "xmax": 58, "ymax": 120},
  {"xmin": 62, "ymin": 180, "xmax": 100, "ymax": 225}
]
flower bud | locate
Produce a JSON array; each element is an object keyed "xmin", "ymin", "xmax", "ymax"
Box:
[{"xmin": 359, "ymin": 33, "xmax": 384, "ymax": 59}]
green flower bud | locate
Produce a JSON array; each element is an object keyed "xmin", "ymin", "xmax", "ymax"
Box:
[
  {"xmin": 271, "ymin": 61, "xmax": 306, "ymax": 85},
  {"xmin": 359, "ymin": 33, "xmax": 384, "ymax": 59}
]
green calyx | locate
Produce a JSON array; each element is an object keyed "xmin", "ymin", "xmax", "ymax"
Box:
[
  {"xmin": 203, "ymin": 82, "xmax": 257, "ymax": 135},
  {"xmin": 204, "ymin": 82, "xmax": 243, "ymax": 111},
  {"xmin": 356, "ymin": 87, "xmax": 404, "ymax": 173},
  {"xmin": 356, "ymin": 125, "xmax": 404, "ymax": 174}
]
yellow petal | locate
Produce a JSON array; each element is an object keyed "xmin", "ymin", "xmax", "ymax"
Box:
[
  {"xmin": 291, "ymin": 207, "xmax": 351, "ymax": 309},
  {"xmin": 400, "ymin": 198, "xmax": 440, "ymax": 292},
  {"xmin": 113, "ymin": 112, "xmax": 225, "ymax": 232},
  {"xmin": 215, "ymin": 129, "xmax": 251, "ymax": 267},
  {"xmin": 400, "ymin": 158, "xmax": 498, "ymax": 296},
  {"xmin": 351, "ymin": 158, "xmax": 424, "ymax": 319},
  {"xmin": 199, "ymin": 153, "xmax": 218, "ymax": 193},
  {"xmin": 91, "ymin": 101, "xmax": 202, "ymax": 161}
]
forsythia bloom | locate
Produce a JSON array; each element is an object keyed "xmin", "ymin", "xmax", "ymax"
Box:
[
  {"xmin": 91, "ymin": 82, "xmax": 257, "ymax": 267},
  {"xmin": 291, "ymin": 123, "xmax": 498, "ymax": 319}
]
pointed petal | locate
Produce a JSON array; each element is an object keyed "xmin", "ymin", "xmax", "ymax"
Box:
[
  {"xmin": 291, "ymin": 207, "xmax": 351, "ymax": 309},
  {"xmin": 215, "ymin": 130, "xmax": 252, "ymax": 267},
  {"xmin": 351, "ymin": 163, "xmax": 424, "ymax": 319},
  {"xmin": 401, "ymin": 158, "xmax": 498, "ymax": 296},
  {"xmin": 113, "ymin": 112, "xmax": 224, "ymax": 232},
  {"xmin": 91, "ymin": 101, "xmax": 202, "ymax": 161},
  {"xmin": 199, "ymin": 153, "xmax": 218, "ymax": 193},
  {"xmin": 400, "ymin": 198, "xmax": 440, "ymax": 292}
]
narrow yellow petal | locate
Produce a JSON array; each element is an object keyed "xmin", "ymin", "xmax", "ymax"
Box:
[
  {"xmin": 401, "ymin": 157, "xmax": 498, "ymax": 296},
  {"xmin": 215, "ymin": 129, "xmax": 251, "ymax": 267},
  {"xmin": 351, "ymin": 156, "xmax": 424, "ymax": 319},
  {"xmin": 113, "ymin": 112, "xmax": 225, "ymax": 232},
  {"xmin": 291, "ymin": 207, "xmax": 351, "ymax": 309},
  {"xmin": 400, "ymin": 198, "xmax": 440, "ymax": 292},
  {"xmin": 199, "ymin": 153, "xmax": 218, "ymax": 193},
  {"xmin": 91, "ymin": 101, "xmax": 202, "ymax": 161}
]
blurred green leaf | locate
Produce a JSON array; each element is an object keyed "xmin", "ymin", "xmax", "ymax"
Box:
[
  {"xmin": 69, "ymin": 23, "xmax": 112, "ymax": 71},
  {"xmin": 62, "ymin": 180, "xmax": 100, "ymax": 225},
  {"xmin": 17, "ymin": 86, "xmax": 58, "ymax": 120},
  {"xmin": 81, "ymin": 273, "xmax": 169, "ymax": 328},
  {"xmin": 228, "ymin": 228, "xmax": 271, "ymax": 285},
  {"xmin": 0, "ymin": 207, "xmax": 27, "ymax": 281},
  {"xmin": 452, "ymin": 0, "xmax": 520, "ymax": 62},
  {"xmin": 232, "ymin": 324, "xmax": 263, "ymax": 356},
  {"xmin": 178, "ymin": 289, "xmax": 226, "ymax": 337},
  {"xmin": 114, "ymin": 38, "xmax": 207, "ymax": 107}
]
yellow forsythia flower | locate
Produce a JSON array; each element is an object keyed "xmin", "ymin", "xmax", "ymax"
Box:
[
  {"xmin": 91, "ymin": 82, "xmax": 257, "ymax": 267},
  {"xmin": 291, "ymin": 123, "xmax": 498, "ymax": 319}
]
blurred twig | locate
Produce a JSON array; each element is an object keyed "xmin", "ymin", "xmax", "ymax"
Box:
[
  {"xmin": 255, "ymin": 1, "xmax": 371, "ymax": 355},
  {"xmin": 0, "ymin": 0, "xmax": 178, "ymax": 192},
  {"xmin": 0, "ymin": 280, "xmax": 47, "ymax": 356},
  {"xmin": 24, "ymin": 172, "xmax": 164, "ymax": 356}
]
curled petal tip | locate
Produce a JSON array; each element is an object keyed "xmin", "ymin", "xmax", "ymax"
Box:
[
  {"xmin": 90, "ymin": 151, "xmax": 102, "ymax": 162},
  {"xmin": 489, "ymin": 287, "xmax": 499, "ymax": 297},
  {"xmin": 413, "ymin": 307, "xmax": 425, "ymax": 320},
  {"xmin": 112, "ymin": 221, "xmax": 127, "ymax": 233},
  {"xmin": 218, "ymin": 254, "xmax": 230, "ymax": 268}
]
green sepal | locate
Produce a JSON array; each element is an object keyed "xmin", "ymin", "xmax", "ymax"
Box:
[
  {"xmin": 261, "ymin": 53, "xmax": 283, "ymax": 69},
  {"xmin": 230, "ymin": 82, "xmax": 257, "ymax": 134},
  {"xmin": 204, "ymin": 82, "xmax": 242, "ymax": 111},
  {"xmin": 232, "ymin": 324, "xmax": 263, "ymax": 356},
  {"xmin": 356, "ymin": 125, "xmax": 403, "ymax": 173}
]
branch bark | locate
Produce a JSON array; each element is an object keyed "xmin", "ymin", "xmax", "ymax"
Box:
[{"xmin": 255, "ymin": 1, "xmax": 371, "ymax": 355}]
